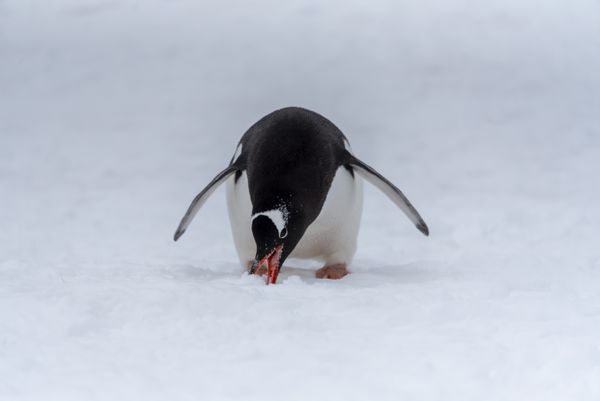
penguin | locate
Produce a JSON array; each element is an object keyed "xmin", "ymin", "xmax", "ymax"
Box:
[{"xmin": 174, "ymin": 107, "xmax": 428, "ymax": 284}]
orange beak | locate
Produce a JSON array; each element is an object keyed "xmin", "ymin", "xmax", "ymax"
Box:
[{"xmin": 252, "ymin": 244, "xmax": 284, "ymax": 285}]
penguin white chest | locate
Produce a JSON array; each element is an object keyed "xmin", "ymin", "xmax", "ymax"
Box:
[{"xmin": 225, "ymin": 166, "xmax": 363, "ymax": 266}]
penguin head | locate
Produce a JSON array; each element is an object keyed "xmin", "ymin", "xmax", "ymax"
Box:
[{"xmin": 249, "ymin": 203, "xmax": 307, "ymax": 284}]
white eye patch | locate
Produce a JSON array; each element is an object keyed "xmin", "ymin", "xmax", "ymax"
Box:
[{"xmin": 251, "ymin": 208, "xmax": 288, "ymax": 238}]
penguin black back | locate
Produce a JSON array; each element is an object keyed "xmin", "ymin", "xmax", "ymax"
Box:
[{"xmin": 236, "ymin": 107, "xmax": 350, "ymax": 225}]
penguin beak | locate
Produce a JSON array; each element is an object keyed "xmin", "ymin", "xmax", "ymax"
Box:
[{"xmin": 250, "ymin": 244, "xmax": 284, "ymax": 285}]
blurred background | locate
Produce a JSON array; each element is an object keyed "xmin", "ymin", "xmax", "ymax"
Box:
[{"xmin": 1, "ymin": 1, "xmax": 600, "ymax": 399}]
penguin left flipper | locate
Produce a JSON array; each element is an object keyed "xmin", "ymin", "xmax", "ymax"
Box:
[
  {"xmin": 347, "ymin": 155, "xmax": 430, "ymax": 236},
  {"xmin": 174, "ymin": 165, "xmax": 239, "ymax": 241}
]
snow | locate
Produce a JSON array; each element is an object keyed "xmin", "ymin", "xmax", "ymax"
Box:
[{"xmin": 1, "ymin": 0, "xmax": 600, "ymax": 400}]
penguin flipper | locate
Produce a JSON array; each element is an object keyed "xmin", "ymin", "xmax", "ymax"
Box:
[
  {"xmin": 347, "ymin": 156, "xmax": 429, "ymax": 236},
  {"xmin": 173, "ymin": 165, "xmax": 239, "ymax": 241}
]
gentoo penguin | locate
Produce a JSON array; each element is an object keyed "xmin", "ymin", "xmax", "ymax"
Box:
[{"xmin": 174, "ymin": 107, "xmax": 428, "ymax": 284}]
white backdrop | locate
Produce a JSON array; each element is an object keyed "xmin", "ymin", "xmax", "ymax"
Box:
[{"xmin": 1, "ymin": 1, "xmax": 599, "ymax": 400}]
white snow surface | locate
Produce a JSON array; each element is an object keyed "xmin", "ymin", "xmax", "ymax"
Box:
[{"xmin": 1, "ymin": 0, "xmax": 600, "ymax": 400}]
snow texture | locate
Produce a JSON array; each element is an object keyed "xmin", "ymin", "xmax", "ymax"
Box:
[{"xmin": 1, "ymin": 0, "xmax": 600, "ymax": 400}]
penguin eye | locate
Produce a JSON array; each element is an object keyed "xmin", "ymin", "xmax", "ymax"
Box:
[{"xmin": 280, "ymin": 227, "xmax": 288, "ymax": 238}]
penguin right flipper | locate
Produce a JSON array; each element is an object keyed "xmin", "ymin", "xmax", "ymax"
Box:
[
  {"xmin": 174, "ymin": 165, "xmax": 239, "ymax": 241},
  {"xmin": 347, "ymin": 155, "xmax": 429, "ymax": 236}
]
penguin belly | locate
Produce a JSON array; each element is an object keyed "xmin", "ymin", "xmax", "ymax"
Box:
[
  {"xmin": 225, "ymin": 166, "xmax": 363, "ymax": 266},
  {"xmin": 226, "ymin": 172, "xmax": 255, "ymax": 266},
  {"xmin": 290, "ymin": 166, "xmax": 363, "ymax": 264}
]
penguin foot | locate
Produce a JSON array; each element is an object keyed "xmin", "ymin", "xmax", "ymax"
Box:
[{"xmin": 315, "ymin": 264, "xmax": 349, "ymax": 280}]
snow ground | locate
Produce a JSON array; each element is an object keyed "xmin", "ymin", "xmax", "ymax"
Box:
[{"xmin": 1, "ymin": 0, "xmax": 600, "ymax": 400}]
